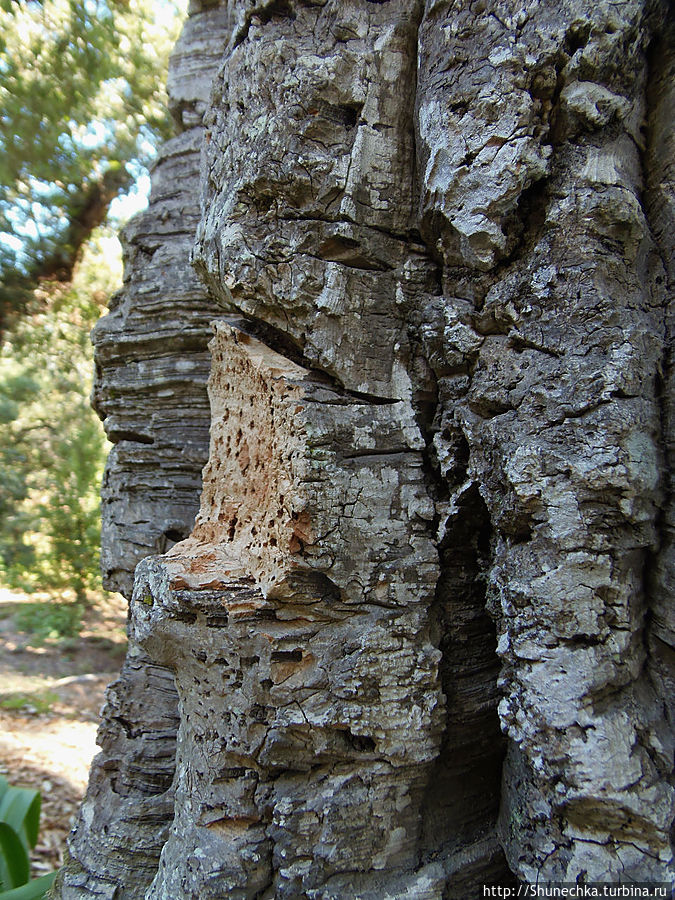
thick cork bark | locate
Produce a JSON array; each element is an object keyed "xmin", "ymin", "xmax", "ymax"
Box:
[{"xmin": 56, "ymin": 1, "xmax": 674, "ymax": 896}]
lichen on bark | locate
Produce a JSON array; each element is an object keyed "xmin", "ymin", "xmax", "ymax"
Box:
[{"xmin": 53, "ymin": 0, "xmax": 674, "ymax": 896}]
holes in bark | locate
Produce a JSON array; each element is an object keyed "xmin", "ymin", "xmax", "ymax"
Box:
[
  {"xmin": 255, "ymin": 0, "xmax": 295, "ymax": 25},
  {"xmin": 228, "ymin": 515, "xmax": 239, "ymax": 542},
  {"xmin": 509, "ymin": 521, "xmax": 533, "ymax": 544},
  {"xmin": 337, "ymin": 103, "xmax": 360, "ymax": 129},
  {"xmin": 307, "ymin": 100, "xmax": 362, "ymax": 130},
  {"xmin": 175, "ymin": 611, "xmax": 197, "ymax": 624},
  {"xmin": 156, "ymin": 527, "xmax": 187, "ymax": 554},
  {"xmin": 316, "ymin": 235, "xmax": 387, "ymax": 270},
  {"xmin": 285, "ymin": 569, "xmax": 342, "ymax": 602},
  {"xmin": 271, "ymin": 649, "xmax": 303, "ymax": 663},
  {"xmin": 250, "ymin": 703, "xmax": 268, "ymax": 722},
  {"xmin": 343, "ymin": 730, "xmax": 376, "ymax": 753},
  {"xmin": 502, "ymin": 177, "xmax": 549, "ymax": 257},
  {"xmin": 563, "ymin": 21, "xmax": 591, "ymax": 56}
]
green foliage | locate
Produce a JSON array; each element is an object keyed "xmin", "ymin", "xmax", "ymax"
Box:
[
  {"xmin": 0, "ymin": 0, "xmax": 186, "ymax": 326},
  {"xmin": 13, "ymin": 601, "xmax": 83, "ymax": 641},
  {"xmin": 0, "ymin": 779, "xmax": 41, "ymax": 851},
  {"xmin": 0, "ymin": 233, "xmax": 116, "ymax": 601},
  {"xmin": 0, "ymin": 692, "xmax": 59, "ymax": 714},
  {"xmin": 0, "ymin": 0, "xmax": 185, "ymax": 605},
  {"xmin": 0, "ymin": 873, "xmax": 56, "ymax": 900},
  {"xmin": 0, "ymin": 776, "xmax": 55, "ymax": 899}
]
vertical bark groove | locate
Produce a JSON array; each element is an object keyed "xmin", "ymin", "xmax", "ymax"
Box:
[{"xmin": 53, "ymin": 1, "xmax": 674, "ymax": 896}]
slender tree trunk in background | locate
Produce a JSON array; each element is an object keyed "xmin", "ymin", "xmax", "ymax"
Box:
[
  {"xmin": 0, "ymin": 169, "xmax": 132, "ymax": 336},
  {"xmin": 53, "ymin": 1, "xmax": 674, "ymax": 896}
]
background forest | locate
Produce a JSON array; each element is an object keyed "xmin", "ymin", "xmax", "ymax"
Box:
[
  {"xmin": 0, "ymin": 3, "xmax": 187, "ymax": 892},
  {"xmin": 0, "ymin": 0, "xmax": 185, "ymax": 638}
]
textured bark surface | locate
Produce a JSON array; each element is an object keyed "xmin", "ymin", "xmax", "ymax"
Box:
[
  {"xmin": 90, "ymin": 3, "xmax": 232, "ymax": 599},
  {"xmin": 55, "ymin": 0, "xmax": 674, "ymax": 896}
]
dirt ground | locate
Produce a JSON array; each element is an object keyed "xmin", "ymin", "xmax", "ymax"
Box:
[{"xmin": 0, "ymin": 588, "xmax": 127, "ymax": 877}]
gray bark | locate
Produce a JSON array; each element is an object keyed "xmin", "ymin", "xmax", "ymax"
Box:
[{"xmin": 53, "ymin": 1, "xmax": 674, "ymax": 896}]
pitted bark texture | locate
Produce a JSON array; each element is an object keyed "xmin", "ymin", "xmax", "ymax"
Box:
[
  {"xmin": 416, "ymin": 0, "xmax": 675, "ymax": 880},
  {"xmin": 184, "ymin": 323, "xmax": 436, "ymax": 606},
  {"xmin": 55, "ymin": 0, "xmax": 674, "ymax": 896},
  {"xmin": 119, "ymin": 304, "xmax": 445, "ymax": 898}
]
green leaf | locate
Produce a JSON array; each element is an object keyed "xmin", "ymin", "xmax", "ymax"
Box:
[
  {"xmin": 0, "ymin": 822, "xmax": 29, "ymax": 890},
  {"xmin": 0, "ymin": 786, "xmax": 41, "ymax": 850},
  {"xmin": 0, "ymin": 0, "xmax": 186, "ymax": 326},
  {"xmin": 0, "ymin": 871, "xmax": 57, "ymax": 900}
]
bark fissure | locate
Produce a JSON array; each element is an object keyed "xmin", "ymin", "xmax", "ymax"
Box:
[{"xmin": 53, "ymin": 0, "xmax": 674, "ymax": 896}]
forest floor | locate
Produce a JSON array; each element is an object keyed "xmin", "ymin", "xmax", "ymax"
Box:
[{"xmin": 0, "ymin": 588, "xmax": 127, "ymax": 877}]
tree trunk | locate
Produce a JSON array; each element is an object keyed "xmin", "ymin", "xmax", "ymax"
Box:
[{"xmin": 53, "ymin": 1, "xmax": 674, "ymax": 896}]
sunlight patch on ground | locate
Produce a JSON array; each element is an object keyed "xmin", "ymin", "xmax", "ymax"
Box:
[{"xmin": 0, "ymin": 714, "xmax": 97, "ymax": 793}]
